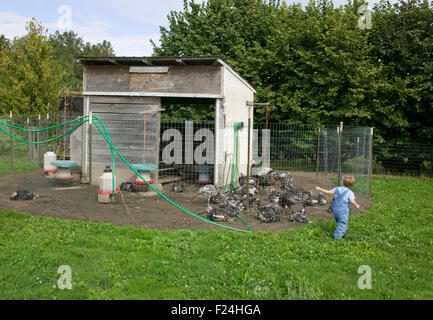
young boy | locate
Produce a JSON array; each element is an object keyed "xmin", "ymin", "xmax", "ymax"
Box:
[{"xmin": 315, "ymin": 175, "xmax": 360, "ymax": 240}]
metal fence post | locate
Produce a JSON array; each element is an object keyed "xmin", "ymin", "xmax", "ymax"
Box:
[
  {"xmin": 9, "ymin": 112, "xmax": 14, "ymax": 174},
  {"xmin": 316, "ymin": 126, "xmax": 321, "ymax": 180},
  {"xmin": 337, "ymin": 122, "xmax": 343, "ymax": 184},
  {"xmin": 246, "ymin": 105, "xmax": 253, "ymax": 229},
  {"xmin": 88, "ymin": 112, "xmax": 93, "ymax": 222},
  {"xmin": 368, "ymin": 127, "xmax": 374, "ymax": 198}
]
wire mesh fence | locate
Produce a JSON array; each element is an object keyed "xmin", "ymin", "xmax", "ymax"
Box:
[
  {"xmin": 0, "ymin": 113, "xmax": 431, "ymax": 231},
  {"xmin": 0, "ymin": 113, "xmax": 81, "ymax": 174},
  {"xmin": 373, "ymin": 142, "xmax": 433, "ymax": 177},
  {"xmin": 159, "ymin": 120, "xmax": 215, "ymax": 185},
  {"xmin": 253, "ymin": 123, "xmax": 373, "ymax": 197}
]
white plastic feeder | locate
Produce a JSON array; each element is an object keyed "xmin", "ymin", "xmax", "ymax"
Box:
[
  {"xmin": 132, "ymin": 164, "xmax": 158, "ymax": 191},
  {"xmin": 51, "ymin": 160, "xmax": 77, "ymax": 185},
  {"xmin": 42, "ymin": 148, "xmax": 57, "ymax": 179},
  {"xmin": 196, "ymin": 167, "xmax": 211, "ymax": 185},
  {"xmin": 97, "ymin": 166, "xmax": 119, "ymax": 203}
]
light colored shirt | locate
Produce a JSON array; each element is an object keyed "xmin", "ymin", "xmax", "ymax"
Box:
[{"xmin": 332, "ymin": 186, "xmax": 355, "ymax": 214}]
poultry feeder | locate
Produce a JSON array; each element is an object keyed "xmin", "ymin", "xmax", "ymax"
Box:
[
  {"xmin": 132, "ymin": 163, "xmax": 158, "ymax": 192},
  {"xmin": 42, "ymin": 148, "xmax": 57, "ymax": 179},
  {"xmin": 97, "ymin": 165, "xmax": 119, "ymax": 203},
  {"xmin": 196, "ymin": 167, "xmax": 211, "ymax": 185},
  {"xmin": 50, "ymin": 160, "xmax": 78, "ymax": 185}
]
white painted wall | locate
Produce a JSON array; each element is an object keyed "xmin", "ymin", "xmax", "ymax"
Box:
[{"xmin": 219, "ymin": 66, "xmax": 255, "ymax": 186}]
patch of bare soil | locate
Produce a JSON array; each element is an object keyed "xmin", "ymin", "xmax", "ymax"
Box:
[{"xmin": 0, "ymin": 170, "xmax": 372, "ymax": 232}]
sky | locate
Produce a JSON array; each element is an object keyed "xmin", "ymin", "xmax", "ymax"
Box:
[{"xmin": 0, "ymin": 0, "xmax": 390, "ymax": 56}]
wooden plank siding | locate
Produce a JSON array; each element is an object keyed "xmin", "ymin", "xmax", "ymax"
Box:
[{"xmin": 85, "ymin": 65, "xmax": 222, "ymax": 95}]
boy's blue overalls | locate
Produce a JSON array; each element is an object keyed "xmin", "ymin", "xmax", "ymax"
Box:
[{"xmin": 331, "ymin": 186, "xmax": 355, "ymax": 239}]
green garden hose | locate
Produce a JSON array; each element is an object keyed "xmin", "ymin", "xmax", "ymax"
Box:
[
  {"xmin": 91, "ymin": 116, "xmax": 252, "ymax": 233},
  {"xmin": 0, "ymin": 116, "xmax": 252, "ymax": 233},
  {"xmin": 231, "ymin": 123, "xmax": 240, "ymax": 192},
  {"xmin": 0, "ymin": 120, "xmax": 88, "ymax": 144},
  {"xmin": 0, "ymin": 116, "xmax": 89, "ymax": 132}
]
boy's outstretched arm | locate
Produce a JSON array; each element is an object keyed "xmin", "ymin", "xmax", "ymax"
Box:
[
  {"xmin": 315, "ymin": 186, "xmax": 334, "ymax": 196},
  {"xmin": 351, "ymin": 199, "xmax": 360, "ymax": 209}
]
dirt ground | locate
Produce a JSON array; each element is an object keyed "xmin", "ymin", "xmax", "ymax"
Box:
[{"xmin": 0, "ymin": 170, "xmax": 372, "ymax": 232}]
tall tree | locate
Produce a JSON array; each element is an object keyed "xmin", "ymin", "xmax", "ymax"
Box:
[
  {"xmin": 369, "ymin": 0, "xmax": 433, "ymax": 142},
  {"xmin": 0, "ymin": 19, "xmax": 63, "ymax": 114},
  {"xmin": 0, "ymin": 35, "xmax": 9, "ymax": 50},
  {"xmin": 152, "ymin": 0, "xmax": 433, "ymax": 143},
  {"xmin": 152, "ymin": 0, "xmax": 379, "ymax": 124},
  {"xmin": 82, "ymin": 40, "xmax": 115, "ymax": 57},
  {"xmin": 50, "ymin": 31, "xmax": 115, "ymax": 91},
  {"xmin": 49, "ymin": 31, "xmax": 85, "ymax": 91}
]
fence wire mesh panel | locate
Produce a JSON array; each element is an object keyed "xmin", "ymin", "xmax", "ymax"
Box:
[
  {"xmin": 2, "ymin": 113, "xmax": 432, "ymax": 232},
  {"xmin": 338, "ymin": 126, "xmax": 372, "ymax": 196},
  {"xmin": 374, "ymin": 142, "xmax": 433, "ymax": 177},
  {"xmin": 0, "ymin": 113, "xmax": 82, "ymax": 173},
  {"xmin": 253, "ymin": 123, "xmax": 372, "ymax": 197},
  {"xmin": 160, "ymin": 121, "xmax": 215, "ymax": 184}
]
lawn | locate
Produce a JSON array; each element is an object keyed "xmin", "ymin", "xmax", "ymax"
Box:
[
  {"xmin": 0, "ymin": 177, "xmax": 432, "ymax": 299},
  {"xmin": 0, "ymin": 141, "xmax": 41, "ymax": 176},
  {"xmin": 0, "ymin": 157, "xmax": 40, "ymax": 176}
]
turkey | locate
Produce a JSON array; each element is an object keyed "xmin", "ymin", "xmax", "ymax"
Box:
[
  {"xmin": 172, "ymin": 182, "xmax": 184, "ymax": 193},
  {"xmin": 252, "ymin": 167, "xmax": 274, "ymax": 187},
  {"xmin": 304, "ymin": 191, "xmax": 328, "ymax": 206},
  {"xmin": 318, "ymin": 192, "xmax": 328, "ymax": 205},
  {"xmin": 238, "ymin": 183, "xmax": 259, "ymax": 196},
  {"xmin": 256, "ymin": 204, "xmax": 281, "ymax": 223},
  {"xmin": 10, "ymin": 190, "xmax": 39, "ymax": 201},
  {"xmin": 221, "ymin": 192, "xmax": 241, "ymax": 206},
  {"xmin": 206, "ymin": 206, "xmax": 228, "ymax": 222},
  {"xmin": 268, "ymin": 188, "xmax": 280, "ymax": 204},
  {"xmin": 280, "ymin": 175, "xmax": 294, "ymax": 190},
  {"xmin": 289, "ymin": 208, "xmax": 310, "ymax": 223},
  {"xmin": 251, "ymin": 166, "xmax": 273, "ymax": 177},
  {"xmin": 273, "ymin": 171, "xmax": 290, "ymax": 181},
  {"xmin": 193, "ymin": 185, "xmax": 221, "ymax": 205},
  {"xmin": 206, "ymin": 204, "xmax": 238, "ymax": 222},
  {"xmin": 257, "ymin": 174, "xmax": 273, "ymax": 187},
  {"xmin": 302, "ymin": 191, "xmax": 318, "ymax": 206},
  {"xmin": 210, "ymin": 192, "xmax": 224, "ymax": 204},
  {"xmin": 221, "ymin": 204, "xmax": 240, "ymax": 217},
  {"xmin": 278, "ymin": 192, "xmax": 297, "ymax": 209},
  {"xmin": 238, "ymin": 173, "xmax": 257, "ymax": 187},
  {"xmin": 120, "ymin": 182, "xmax": 135, "ymax": 193},
  {"xmin": 236, "ymin": 173, "xmax": 259, "ymax": 195},
  {"xmin": 241, "ymin": 196, "xmax": 261, "ymax": 213}
]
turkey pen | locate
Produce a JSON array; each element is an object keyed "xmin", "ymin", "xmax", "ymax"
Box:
[{"xmin": 71, "ymin": 56, "xmax": 256, "ymax": 190}]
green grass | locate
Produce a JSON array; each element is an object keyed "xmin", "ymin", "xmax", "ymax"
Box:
[
  {"xmin": 0, "ymin": 139, "xmax": 42, "ymax": 175},
  {"xmin": 0, "ymin": 177, "xmax": 432, "ymax": 299},
  {"xmin": 0, "ymin": 157, "xmax": 41, "ymax": 176}
]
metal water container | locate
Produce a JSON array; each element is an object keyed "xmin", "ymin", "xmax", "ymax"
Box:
[
  {"xmin": 43, "ymin": 148, "xmax": 57, "ymax": 178},
  {"xmin": 98, "ymin": 166, "xmax": 117, "ymax": 203}
]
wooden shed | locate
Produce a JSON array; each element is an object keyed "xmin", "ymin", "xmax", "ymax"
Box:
[{"xmin": 71, "ymin": 56, "xmax": 256, "ymax": 187}]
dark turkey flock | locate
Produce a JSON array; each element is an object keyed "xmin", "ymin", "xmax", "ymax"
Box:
[{"xmin": 195, "ymin": 168, "xmax": 329, "ymax": 224}]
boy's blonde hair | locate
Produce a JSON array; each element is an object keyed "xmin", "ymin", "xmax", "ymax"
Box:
[{"xmin": 342, "ymin": 175, "xmax": 356, "ymax": 188}]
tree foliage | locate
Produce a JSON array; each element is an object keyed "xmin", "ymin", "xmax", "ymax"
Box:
[
  {"xmin": 152, "ymin": 0, "xmax": 433, "ymax": 143},
  {"xmin": 49, "ymin": 31, "xmax": 115, "ymax": 92},
  {"xmin": 0, "ymin": 20, "xmax": 116, "ymax": 114},
  {"xmin": 0, "ymin": 19, "xmax": 63, "ymax": 114},
  {"xmin": 369, "ymin": 0, "xmax": 433, "ymax": 142}
]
